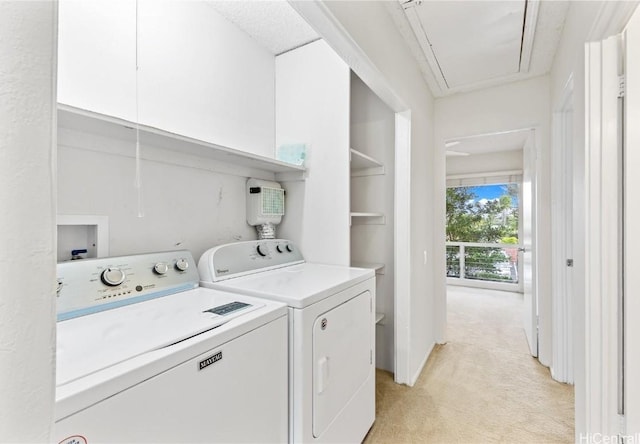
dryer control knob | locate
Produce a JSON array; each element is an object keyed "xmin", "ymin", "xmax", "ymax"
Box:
[
  {"xmin": 257, "ymin": 244, "xmax": 268, "ymax": 257},
  {"xmin": 101, "ymin": 267, "xmax": 126, "ymax": 286},
  {"xmin": 154, "ymin": 262, "xmax": 169, "ymax": 275},
  {"xmin": 276, "ymin": 244, "xmax": 285, "ymax": 253},
  {"xmin": 286, "ymin": 244, "xmax": 294, "ymax": 253},
  {"xmin": 175, "ymin": 258, "xmax": 189, "ymax": 272}
]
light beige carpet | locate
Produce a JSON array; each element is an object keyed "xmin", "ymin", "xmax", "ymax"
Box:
[{"xmin": 364, "ymin": 286, "xmax": 574, "ymax": 443}]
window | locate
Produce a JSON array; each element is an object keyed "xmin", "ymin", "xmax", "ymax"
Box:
[{"xmin": 446, "ymin": 184, "xmax": 520, "ymax": 283}]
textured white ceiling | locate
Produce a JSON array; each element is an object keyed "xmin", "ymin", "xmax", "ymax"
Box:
[
  {"xmin": 205, "ymin": 0, "xmax": 568, "ymax": 98},
  {"xmin": 205, "ymin": 0, "xmax": 319, "ymax": 55}
]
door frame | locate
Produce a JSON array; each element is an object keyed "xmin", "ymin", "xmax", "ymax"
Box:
[
  {"xmin": 521, "ymin": 128, "xmax": 539, "ymax": 358},
  {"xmin": 551, "ymin": 75, "xmax": 575, "ymax": 383},
  {"xmin": 623, "ymin": 5, "xmax": 640, "ymax": 432},
  {"xmin": 394, "ymin": 110, "xmax": 412, "ymax": 384},
  {"xmin": 584, "ymin": 35, "xmax": 623, "ymax": 437},
  {"xmin": 443, "ymin": 127, "xmax": 542, "ymax": 361},
  {"xmin": 289, "ymin": 0, "xmax": 414, "ymax": 384},
  {"xmin": 579, "ymin": 0, "xmax": 639, "ymax": 436}
]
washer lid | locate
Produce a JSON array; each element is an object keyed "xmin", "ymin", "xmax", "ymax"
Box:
[
  {"xmin": 203, "ymin": 263, "xmax": 374, "ymax": 309},
  {"xmin": 56, "ymin": 288, "xmax": 262, "ymax": 386}
]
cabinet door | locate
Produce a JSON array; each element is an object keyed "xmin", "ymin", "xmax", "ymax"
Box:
[
  {"xmin": 137, "ymin": 0, "xmax": 275, "ymax": 157},
  {"xmin": 58, "ymin": 0, "xmax": 137, "ymax": 122},
  {"xmin": 58, "ymin": 0, "xmax": 275, "ymax": 157}
]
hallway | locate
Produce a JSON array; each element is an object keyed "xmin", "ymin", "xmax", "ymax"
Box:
[{"xmin": 365, "ymin": 286, "xmax": 574, "ymax": 443}]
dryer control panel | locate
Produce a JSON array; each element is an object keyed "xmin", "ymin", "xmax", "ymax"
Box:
[
  {"xmin": 198, "ymin": 239, "xmax": 304, "ymax": 282},
  {"xmin": 56, "ymin": 250, "xmax": 199, "ymax": 321}
]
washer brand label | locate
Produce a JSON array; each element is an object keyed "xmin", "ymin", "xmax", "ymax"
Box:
[
  {"xmin": 216, "ymin": 268, "xmax": 229, "ymax": 275},
  {"xmin": 58, "ymin": 436, "xmax": 87, "ymax": 444},
  {"xmin": 199, "ymin": 351, "xmax": 223, "ymax": 371}
]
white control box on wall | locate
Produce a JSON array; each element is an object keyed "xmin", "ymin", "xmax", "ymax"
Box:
[
  {"xmin": 246, "ymin": 178, "xmax": 284, "ymax": 227},
  {"xmin": 57, "ymin": 215, "xmax": 109, "ymax": 262}
]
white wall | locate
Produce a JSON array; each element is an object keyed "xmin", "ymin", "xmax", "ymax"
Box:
[
  {"xmin": 57, "ymin": 123, "xmax": 277, "ymax": 261},
  {"xmin": 58, "ymin": 0, "xmax": 276, "ymax": 158},
  {"xmin": 446, "ymin": 150, "xmax": 523, "ymax": 177},
  {"xmin": 0, "ymin": 1, "xmax": 57, "ymax": 441},
  {"xmin": 350, "ymin": 72, "xmax": 396, "ymax": 372},
  {"xmin": 435, "ymin": 76, "xmax": 552, "ymax": 367},
  {"xmin": 322, "ymin": 1, "xmax": 438, "ymax": 383},
  {"xmin": 275, "ymin": 40, "xmax": 351, "ymax": 266}
]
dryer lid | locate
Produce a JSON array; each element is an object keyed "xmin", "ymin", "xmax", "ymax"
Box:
[{"xmin": 203, "ymin": 262, "xmax": 373, "ymax": 309}]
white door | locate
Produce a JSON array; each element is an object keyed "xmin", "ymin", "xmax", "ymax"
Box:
[
  {"xmin": 312, "ymin": 291, "xmax": 372, "ymax": 438},
  {"xmin": 522, "ymin": 131, "xmax": 537, "ymax": 357}
]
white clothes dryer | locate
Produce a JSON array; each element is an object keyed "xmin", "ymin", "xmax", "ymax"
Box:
[
  {"xmin": 55, "ymin": 250, "xmax": 288, "ymax": 444},
  {"xmin": 198, "ymin": 239, "xmax": 376, "ymax": 444}
]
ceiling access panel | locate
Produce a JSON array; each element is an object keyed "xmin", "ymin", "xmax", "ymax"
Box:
[{"xmin": 409, "ymin": 1, "xmax": 526, "ymax": 89}]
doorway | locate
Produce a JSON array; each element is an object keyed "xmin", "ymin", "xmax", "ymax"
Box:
[{"xmin": 444, "ymin": 128, "xmax": 540, "ymax": 359}]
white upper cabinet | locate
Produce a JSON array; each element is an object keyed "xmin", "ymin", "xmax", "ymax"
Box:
[
  {"xmin": 137, "ymin": 1, "xmax": 275, "ymax": 158},
  {"xmin": 58, "ymin": 0, "xmax": 137, "ymax": 122},
  {"xmin": 57, "ymin": 0, "xmax": 276, "ymax": 159}
]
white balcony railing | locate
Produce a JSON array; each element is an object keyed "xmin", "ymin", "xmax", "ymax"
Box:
[{"xmin": 446, "ymin": 242, "xmax": 521, "ymax": 284}]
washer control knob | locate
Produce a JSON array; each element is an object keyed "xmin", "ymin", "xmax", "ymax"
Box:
[
  {"xmin": 257, "ymin": 244, "xmax": 268, "ymax": 257},
  {"xmin": 175, "ymin": 258, "xmax": 189, "ymax": 272},
  {"xmin": 286, "ymin": 244, "xmax": 294, "ymax": 253},
  {"xmin": 101, "ymin": 267, "xmax": 126, "ymax": 286},
  {"xmin": 153, "ymin": 262, "xmax": 169, "ymax": 275},
  {"xmin": 276, "ymin": 244, "xmax": 285, "ymax": 253}
]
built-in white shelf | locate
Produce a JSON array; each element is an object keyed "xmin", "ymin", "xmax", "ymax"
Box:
[
  {"xmin": 352, "ymin": 261, "xmax": 385, "ymax": 275},
  {"xmin": 350, "ymin": 212, "xmax": 386, "ymax": 225},
  {"xmin": 58, "ymin": 105, "xmax": 307, "ymax": 181},
  {"xmin": 375, "ymin": 312, "xmax": 385, "ymax": 325},
  {"xmin": 350, "ymin": 148, "xmax": 385, "ymax": 177}
]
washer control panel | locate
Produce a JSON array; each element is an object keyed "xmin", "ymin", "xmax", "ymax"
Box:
[
  {"xmin": 56, "ymin": 250, "xmax": 199, "ymax": 321},
  {"xmin": 198, "ymin": 239, "xmax": 304, "ymax": 282}
]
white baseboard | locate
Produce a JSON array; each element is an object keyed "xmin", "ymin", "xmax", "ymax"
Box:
[{"xmin": 409, "ymin": 341, "xmax": 435, "ymax": 386}]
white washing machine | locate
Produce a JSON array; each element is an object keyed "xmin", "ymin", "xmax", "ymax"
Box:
[
  {"xmin": 198, "ymin": 239, "xmax": 376, "ymax": 444},
  {"xmin": 54, "ymin": 250, "xmax": 288, "ymax": 444}
]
